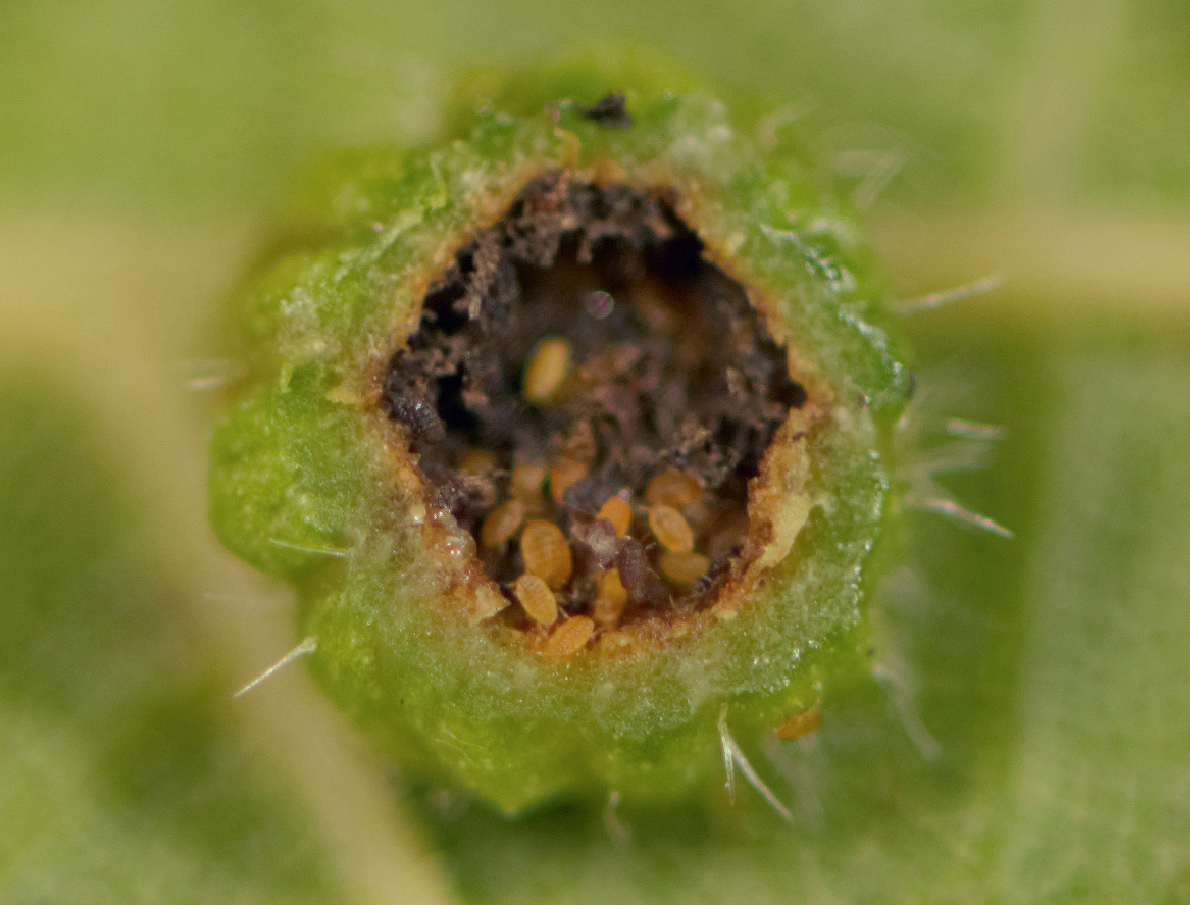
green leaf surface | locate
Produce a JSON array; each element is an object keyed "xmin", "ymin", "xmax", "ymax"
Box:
[
  {"xmin": 1, "ymin": 0, "xmax": 1188, "ymax": 901},
  {"xmin": 0, "ymin": 385, "xmax": 342, "ymax": 904}
]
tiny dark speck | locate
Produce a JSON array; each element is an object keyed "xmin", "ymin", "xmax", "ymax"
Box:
[{"xmin": 581, "ymin": 93, "xmax": 632, "ymax": 128}]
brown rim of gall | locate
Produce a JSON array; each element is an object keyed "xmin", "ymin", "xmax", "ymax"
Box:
[{"xmin": 362, "ymin": 168, "xmax": 835, "ymax": 657}]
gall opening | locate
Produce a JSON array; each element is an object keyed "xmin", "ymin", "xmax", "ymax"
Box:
[{"xmin": 382, "ymin": 174, "xmax": 816, "ymax": 649}]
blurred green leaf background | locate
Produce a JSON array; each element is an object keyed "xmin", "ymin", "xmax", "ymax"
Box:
[{"xmin": 2, "ymin": 1, "xmax": 1188, "ymax": 903}]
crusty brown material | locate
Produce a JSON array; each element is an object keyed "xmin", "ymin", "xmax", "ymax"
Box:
[{"xmin": 382, "ymin": 174, "xmax": 815, "ymax": 631}]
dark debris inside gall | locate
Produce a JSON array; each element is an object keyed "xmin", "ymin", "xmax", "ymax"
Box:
[
  {"xmin": 579, "ymin": 93, "xmax": 632, "ymax": 129},
  {"xmin": 382, "ymin": 174, "xmax": 805, "ymax": 626}
]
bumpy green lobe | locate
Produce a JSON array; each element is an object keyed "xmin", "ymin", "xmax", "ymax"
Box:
[{"xmin": 208, "ymin": 57, "xmax": 910, "ymax": 812}]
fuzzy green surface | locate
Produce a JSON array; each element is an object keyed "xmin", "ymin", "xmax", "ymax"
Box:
[
  {"xmin": 4, "ymin": 1, "xmax": 1190, "ymax": 901},
  {"xmin": 207, "ymin": 64, "xmax": 910, "ymax": 811}
]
